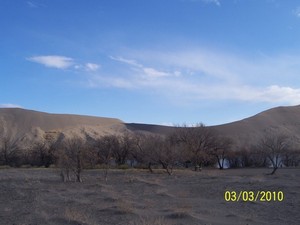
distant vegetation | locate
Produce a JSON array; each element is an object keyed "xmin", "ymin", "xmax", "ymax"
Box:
[{"xmin": 1, "ymin": 124, "xmax": 299, "ymax": 181}]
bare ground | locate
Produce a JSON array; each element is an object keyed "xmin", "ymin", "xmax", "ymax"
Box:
[{"xmin": 0, "ymin": 168, "xmax": 299, "ymax": 225}]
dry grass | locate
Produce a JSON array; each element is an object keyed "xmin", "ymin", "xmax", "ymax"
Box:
[
  {"xmin": 129, "ymin": 216, "xmax": 172, "ymax": 225},
  {"xmin": 64, "ymin": 207, "xmax": 99, "ymax": 225},
  {"xmin": 0, "ymin": 168, "xmax": 299, "ymax": 225}
]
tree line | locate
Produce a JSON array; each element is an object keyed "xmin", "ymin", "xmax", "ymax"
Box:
[{"xmin": 1, "ymin": 124, "xmax": 300, "ymax": 181}]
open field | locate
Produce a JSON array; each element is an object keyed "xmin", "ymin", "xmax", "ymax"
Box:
[{"xmin": 0, "ymin": 168, "xmax": 299, "ymax": 225}]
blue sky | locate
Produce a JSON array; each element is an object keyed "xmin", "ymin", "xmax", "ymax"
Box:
[{"xmin": 1, "ymin": 0, "xmax": 300, "ymax": 125}]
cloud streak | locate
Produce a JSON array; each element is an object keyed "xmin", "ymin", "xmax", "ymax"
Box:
[
  {"xmin": 202, "ymin": 0, "xmax": 221, "ymax": 6},
  {"xmin": 87, "ymin": 49, "xmax": 300, "ymax": 106},
  {"xmin": 110, "ymin": 56, "xmax": 174, "ymax": 79},
  {"xmin": 27, "ymin": 50, "xmax": 300, "ymax": 106},
  {"xmin": 0, "ymin": 103, "xmax": 23, "ymax": 108},
  {"xmin": 85, "ymin": 63, "xmax": 100, "ymax": 71},
  {"xmin": 27, "ymin": 55, "xmax": 74, "ymax": 69},
  {"xmin": 27, "ymin": 55, "xmax": 100, "ymax": 72},
  {"xmin": 294, "ymin": 7, "xmax": 300, "ymax": 17},
  {"xmin": 183, "ymin": 0, "xmax": 221, "ymax": 6}
]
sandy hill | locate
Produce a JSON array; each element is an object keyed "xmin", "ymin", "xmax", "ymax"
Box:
[
  {"xmin": 212, "ymin": 105, "xmax": 300, "ymax": 147},
  {"xmin": 124, "ymin": 105, "xmax": 300, "ymax": 148},
  {"xmin": 125, "ymin": 123, "xmax": 175, "ymax": 135},
  {"xmin": 1, "ymin": 105, "xmax": 300, "ymax": 148},
  {"xmin": 0, "ymin": 108, "xmax": 127, "ymax": 145}
]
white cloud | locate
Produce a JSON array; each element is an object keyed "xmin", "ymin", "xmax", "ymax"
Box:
[
  {"xmin": 85, "ymin": 63, "xmax": 100, "ymax": 71},
  {"xmin": 183, "ymin": 0, "xmax": 221, "ymax": 6},
  {"xmin": 294, "ymin": 7, "xmax": 300, "ymax": 17},
  {"xmin": 26, "ymin": 1, "xmax": 45, "ymax": 8},
  {"xmin": 202, "ymin": 0, "xmax": 221, "ymax": 6},
  {"xmin": 74, "ymin": 47, "xmax": 300, "ymax": 107},
  {"xmin": 160, "ymin": 122, "xmax": 175, "ymax": 126},
  {"xmin": 142, "ymin": 67, "xmax": 170, "ymax": 78},
  {"xmin": 110, "ymin": 56, "xmax": 141, "ymax": 67},
  {"xmin": 86, "ymin": 75, "xmax": 135, "ymax": 89},
  {"xmin": 27, "ymin": 1, "xmax": 37, "ymax": 8},
  {"xmin": 0, "ymin": 103, "xmax": 23, "ymax": 108},
  {"xmin": 188, "ymin": 84, "xmax": 300, "ymax": 105},
  {"xmin": 98, "ymin": 49, "xmax": 300, "ymax": 106},
  {"xmin": 258, "ymin": 85, "xmax": 300, "ymax": 104},
  {"xmin": 27, "ymin": 55, "xmax": 74, "ymax": 69},
  {"xmin": 110, "ymin": 56, "xmax": 172, "ymax": 79}
]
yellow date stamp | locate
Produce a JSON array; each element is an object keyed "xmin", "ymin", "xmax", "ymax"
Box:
[{"xmin": 224, "ymin": 191, "xmax": 284, "ymax": 202}]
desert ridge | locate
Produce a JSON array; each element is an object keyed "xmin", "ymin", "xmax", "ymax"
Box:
[
  {"xmin": 1, "ymin": 105, "xmax": 300, "ymax": 149},
  {"xmin": 0, "ymin": 107, "xmax": 127, "ymax": 146},
  {"xmin": 213, "ymin": 105, "xmax": 300, "ymax": 148}
]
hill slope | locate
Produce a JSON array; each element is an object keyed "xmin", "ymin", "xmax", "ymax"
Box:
[
  {"xmin": 0, "ymin": 108, "xmax": 127, "ymax": 145},
  {"xmin": 212, "ymin": 105, "xmax": 300, "ymax": 147},
  {"xmin": 1, "ymin": 105, "xmax": 300, "ymax": 148}
]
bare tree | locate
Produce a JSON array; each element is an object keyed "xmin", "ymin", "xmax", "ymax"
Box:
[
  {"xmin": 281, "ymin": 143, "xmax": 300, "ymax": 167},
  {"xmin": 227, "ymin": 150, "xmax": 240, "ymax": 168},
  {"xmin": 132, "ymin": 133, "xmax": 182, "ymax": 175},
  {"xmin": 30, "ymin": 140, "xmax": 55, "ymax": 167},
  {"xmin": 175, "ymin": 123, "xmax": 215, "ymax": 171},
  {"xmin": 0, "ymin": 135, "xmax": 21, "ymax": 166},
  {"xmin": 209, "ymin": 135, "xmax": 233, "ymax": 169},
  {"xmin": 132, "ymin": 132, "xmax": 156, "ymax": 173},
  {"xmin": 155, "ymin": 134, "xmax": 181, "ymax": 175},
  {"xmin": 84, "ymin": 142, "xmax": 98, "ymax": 169},
  {"xmin": 57, "ymin": 137, "xmax": 86, "ymax": 182},
  {"xmin": 113, "ymin": 133, "xmax": 135, "ymax": 165},
  {"xmin": 258, "ymin": 131, "xmax": 290, "ymax": 175},
  {"xmin": 94, "ymin": 135, "xmax": 120, "ymax": 182}
]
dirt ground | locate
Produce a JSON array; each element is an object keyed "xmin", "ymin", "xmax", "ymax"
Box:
[{"xmin": 0, "ymin": 167, "xmax": 299, "ymax": 225}]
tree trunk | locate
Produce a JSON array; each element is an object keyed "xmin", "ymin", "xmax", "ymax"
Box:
[
  {"xmin": 166, "ymin": 166, "xmax": 173, "ymax": 176},
  {"xmin": 148, "ymin": 162, "xmax": 153, "ymax": 173},
  {"xmin": 216, "ymin": 156, "xmax": 223, "ymax": 170},
  {"xmin": 269, "ymin": 166, "xmax": 278, "ymax": 175},
  {"xmin": 104, "ymin": 164, "xmax": 109, "ymax": 182},
  {"xmin": 160, "ymin": 161, "xmax": 173, "ymax": 175},
  {"xmin": 61, "ymin": 169, "xmax": 71, "ymax": 182},
  {"xmin": 76, "ymin": 173, "xmax": 82, "ymax": 182}
]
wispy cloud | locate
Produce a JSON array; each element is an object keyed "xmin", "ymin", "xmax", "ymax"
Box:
[
  {"xmin": 85, "ymin": 63, "xmax": 100, "ymax": 72},
  {"xmin": 26, "ymin": 1, "xmax": 46, "ymax": 8},
  {"xmin": 202, "ymin": 0, "xmax": 221, "ymax": 6},
  {"xmin": 87, "ymin": 49, "xmax": 300, "ymax": 106},
  {"xmin": 27, "ymin": 55, "xmax": 101, "ymax": 72},
  {"xmin": 110, "ymin": 56, "xmax": 141, "ymax": 67},
  {"xmin": 0, "ymin": 103, "xmax": 23, "ymax": 108},
  {"xmin": 110, "ymin": 56, "xmax": 173, "ymax": 79},
  {"xmin": 183, "ymin": 0, "xmax": 221, "ymax": 6},
  {"xmin": 294, "ymin": 7, "xmax": 300, "ymax": 17},
  {"xmin": 258, "ymin": 85, "xmax": 300, "ymax": 105},
  {"xmin": 27, "ymin": 50, "xmax": 300, "ymax": 106},
  {"xmin": 27, "ymin": 55, "xmax": 74, "ymax": 69},
  {"xmin": 27, "ymin": 1, "xmax": 38, "ymax": 8}
]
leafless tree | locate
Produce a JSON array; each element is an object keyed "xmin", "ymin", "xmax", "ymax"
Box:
[
  {"xmin": 258, "ymin": 131, "xmax": 290, "ymax": 175},
  {"xmin": 132, "ymin": 132, "xmax": 156, "ymax": 173},
  {"xmin": 227, "ymin": 150, "xmax": 240, "ymax": 168},
  {"xmin": 94, "ymin": 135, "xmax": 120, "ymax": 182},
  {"xmin": 113, "ymin": 133, "xmax": 135, "ymax": 165},
  {"xmin": 30, "ymin": 140, "xmax": 55, "ymax": 167},
  {"xmin": 132, "ymin": 132, "xmax": 182, "ymax": 175},
  {"xmin": 0, "ymin": 134, "xmax": 21, "ymax": 166},
  {"xmin": 209, "ymin": 135, "xmax": 233, "ymax": 169},
  {"xmin": 175, "ymin": 123, "xmax": 215, "ymax": 171},
  {"xmin": 57, "ymin": 137, "xmax": 86, "ymax": 182},
  {"xmin": 155, "ymin": 134, "xmax": 182, "ymax": 175},
  {"xmin": 84, "ymin": 142, "xmax": 98, "ymax": 169},
  {"xmin": 281, "ymin": 144, "xmax": 300, "ymax": 167}
]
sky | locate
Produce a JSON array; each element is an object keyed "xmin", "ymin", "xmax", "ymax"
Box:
[{"xmin": 1, "ymin": 0, "xmax": 300, "ymax": 126}]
